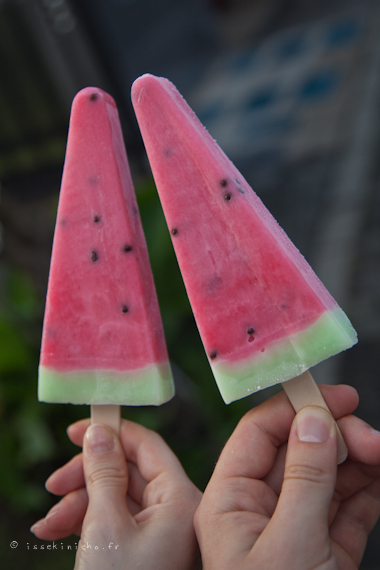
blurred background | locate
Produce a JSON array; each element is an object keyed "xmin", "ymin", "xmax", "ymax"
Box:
[{"xmin": 1, "ymin": 0, "xmax": 380, "ymax": 567}]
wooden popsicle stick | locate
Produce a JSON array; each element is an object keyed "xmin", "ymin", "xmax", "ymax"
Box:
[
  {"xmin": 282, "ymin": 370, "xmax": 348, "ymax": 464},
  {"xmin": 91, "ymin": 404, "xmax": 121, "ymax": 435}
]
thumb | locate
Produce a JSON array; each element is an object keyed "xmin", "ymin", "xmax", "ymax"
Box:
[
  {"xmin": 75, "ymin": 425, "xmax": 131, "ymax": 568},
  {"xmin": 268, "ymin": 406, "xmax": 337, "ymax": 563},
  {"xmin": 82, "ymin": 424, "xmax": 129, "ymax": 511}
]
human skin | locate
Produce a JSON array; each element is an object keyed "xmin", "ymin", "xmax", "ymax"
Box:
[
  {"xmin": 194, "ymin": 384, "xmax": 380, "ymax": 570},
  {"xmin": 31, "ymin": 419, "xmax": 202, "ymax": 570},
  {"xmin": 31, "ymin": 384, "xmax": 380, "ymax": 570}
]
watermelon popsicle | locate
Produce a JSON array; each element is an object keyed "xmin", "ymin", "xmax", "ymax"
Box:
[
  {"xmin": 38, "ymin": 87, "xmax": 174, "ymax": 432},
  {"xmin": 131, "ymin": 74, "xmax": 357, "ymax": 461}
]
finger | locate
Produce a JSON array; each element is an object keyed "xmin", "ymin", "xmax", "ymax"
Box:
[
  {"xmin": 67, "ymin": 416, "xmax": 189, "ymax": 489},
  {"xmin": 119, "ymin": 419, "xmax": 187, "ymax": 484},
  {"xmin": 119, "ymin": 420, "xmax": 202, "ymax": 523},
  {"xmin": 215, "ymin": 384, "xmax": 357, "ymax": 483},
  {"xmin": 118, "ymin": 421, "xmax": 202, "ymax": 570},
  {"xmin": 67, "ymin": 418, "xmax": 190, "ymax": 508},
  {"xmin": 45, "ymin": 453, "xmax": 85, "ymax": 496},
  {"xmin": 263, "ymin": 442, "xmax": 287, "ymax": 495},
  {"xmin": 67, "ymin": 418, "xmax": 90, "ymax": 447},
  {"xmin": 264, "ymin": 409, "xmax": 380, "ymax": 499},
  {"xmin": 127, "ymin": 460, "xmax": 147, "ymax": 506},
  {"xmin": 327, "ymin": 415, "xmax": 380, "ymax": 527},
  {"xmin": 31, "ymin": 488, "xmax": 88, "ymax": 540},
  {"xmin": 67, "ymin": 418, "xmax": 184, "ymax": 481},
  {"xmin": 264, "ymin": 406, "xmax": 337, "ymax": 567},
  {"xmin": 332, "ymin": 416, "xmax": 380, "ymax": 507},
  {"xmin": 339, "ymin": 415, "xmax": 380, "ymax": 465},
  {"xmin": 330, "ymin": 477, "xmax": 380, "ymax": 567},
  {"xmin": 117, "ymin": 419, "xmax": 202, "ymax": 544},
  {"xmin": 68, "ymin": 418, "xmax": 198, "ymax": 507},
  {"xmin": 319, "ymin": 383, "xmax": 359, "ymax": 418},
  {"xmin": 126, "ymin": 488, "xmax": 143, "ymax": 517},
  {"xmin": 46, "ymin": 451, "xmax": 146, "ymax": 513},
  {"xmin": 215, "ymin": 391, "xmax": 295, "ymax": 483},
  {"xmin": 82, "ymin": 424, "xmax": 131, "ymax": 522},
  {"xmin": 49, "ymin": 425, "xmax": 150, "ymax": 500}
]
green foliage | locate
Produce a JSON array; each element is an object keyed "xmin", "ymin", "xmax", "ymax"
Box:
[{"xmin": 0, "ymin": 265, "xmax": 83, "ymax": 516}]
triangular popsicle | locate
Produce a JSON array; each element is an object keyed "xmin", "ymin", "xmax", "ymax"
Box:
[
  {"xmin": 131, "ymin": 74, "xmax": 357, "ymax": 410},
  {"xmin": 38, "ymin": 87, "xmax": 174, "ymax": 415}
]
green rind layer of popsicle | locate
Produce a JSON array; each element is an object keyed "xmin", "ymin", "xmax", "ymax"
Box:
[
  {"xmin": 213, "ymin": 308, "xmax": 354, "ymax": 404},
  {"xmin": 38, "ymin": 361, "xmax": 174, "ymax": 405}
]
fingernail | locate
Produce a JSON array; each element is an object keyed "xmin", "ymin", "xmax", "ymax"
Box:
[
  {"xmin": 369, "ymin": 427, "xmax": 380, "ymax": 437},
  {"xmin": 85, "ymin": 424, "xmax": 116, "ymax": 455},
  {"xmin": 45, "ymin": 503, "xmax": 61, "ymax": 521},
  {"xmin": 30, "ymin": 520, "xmax": 44, "ymax": 534},
  {"xmin": 296, "ymin": 407, "xmax": 333, "ymax": 443},
  {"xmin": 45, "ymin": 474, "xmax": 54, "ymax": 491}
]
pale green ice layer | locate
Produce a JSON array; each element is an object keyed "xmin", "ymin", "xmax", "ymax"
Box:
[
  {"xmin": 212, "ymin": 308, "xmax": 357, "ymax": 404},
  {"xmin": 38, "ymin": 361, "xmax": 175, "ymax": 406}
]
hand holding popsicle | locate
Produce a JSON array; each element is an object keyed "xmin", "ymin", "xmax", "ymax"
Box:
[
  {"xmin": 194, "ymin": 385, "xmax": 380, "ymax": 570},
  {"xmin": 31, "ymin": 419, "xmax": 202, "ymax": 570}
]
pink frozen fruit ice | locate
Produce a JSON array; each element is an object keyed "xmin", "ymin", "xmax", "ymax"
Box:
[
  {"xmin": 131, "ymin": 73, "xmax": 357, "ymax": 405},
  {"xmin": 38, "ymin": 87, "xmax": 174, "ymax": 406}
]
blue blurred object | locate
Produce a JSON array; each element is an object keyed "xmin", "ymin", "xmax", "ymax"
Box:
[
  {"xmin": 298, "ymin": 68, "xmax": 340, "ymax": 101},
  {"xmin": 326, "ymin": 17, "xmax": 361, "ymax": 48}
]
